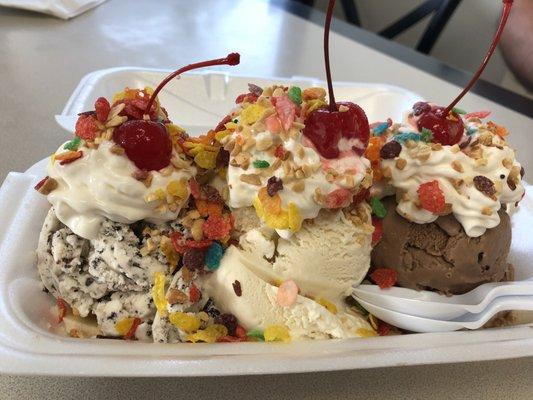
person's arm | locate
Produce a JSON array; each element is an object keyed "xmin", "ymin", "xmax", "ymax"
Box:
[{"xmin": 500, "ymin": 0, "xmax": 533, "ymax": 91}]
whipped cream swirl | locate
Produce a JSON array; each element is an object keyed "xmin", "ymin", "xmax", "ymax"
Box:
[
  {"xmin": 380, "ymin": 119, "xmax": 524, "ymax": 237},
  {"xmin": 48, "ymin": 141, "xmax": 194, "ymax": 239}
]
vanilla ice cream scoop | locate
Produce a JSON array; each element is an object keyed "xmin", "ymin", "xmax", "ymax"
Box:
[
  {"xmin": 205, "ymin": 246, "xmax": 373, "ymax": 340},
  {"xmin": 239, "ymin": 207, "xmax": 373, "ymax": 305},
  {"xmin": 47, "ymin": 141, "xmax": 195, "ymax": 239}
]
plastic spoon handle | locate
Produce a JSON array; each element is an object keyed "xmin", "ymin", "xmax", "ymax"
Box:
[
  {"xmin": 464, "ymin": 281, "xmax": 533, "ymax": 314},
  {"xmin": 461, "ymin": 295, "xmax": 533, "ymax": 330}
]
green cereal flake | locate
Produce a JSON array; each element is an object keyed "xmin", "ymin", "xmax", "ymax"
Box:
[
  {"xmin": 246, "ymin": 329, "xmax": 265, "ymax": 341},
  {"xmin": 288, "ymin": 86, "xmax": 302, "ymax": 105},
  {"xmin": 253, "ymin": 160, "xmax": 270, "ymax": 169},
  {"xmin": 64, "ymin": 137, "xmax": 82, "ymax": 151},
  {"xmin": 370, "ymin": 197, "xmax": 387, "ymax": 218},
  {"xmin": 420, "ymin": 128, "xmax": 434, "ymax": 143}
]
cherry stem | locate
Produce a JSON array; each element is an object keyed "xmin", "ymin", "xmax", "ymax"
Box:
[
  {"xmin": 144, "ymin": 53, "xmax": 240, "ymax": 115},
  {"xmin": 324, "ymin": 0, "xmax": 337, "ymax": 112},
  {"xmin": 443, "ymin": 0, "xmax": 513, "ymax": 116}
]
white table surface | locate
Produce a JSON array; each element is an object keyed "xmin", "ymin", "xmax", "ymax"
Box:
[{"xmin": 0, "ymin": 0, "xmax": 531, "ymax": 398}]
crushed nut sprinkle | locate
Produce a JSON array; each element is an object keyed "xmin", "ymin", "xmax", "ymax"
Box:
[
  {"xmin": 481, "ymin": 206, "xmax": 493, "ymax": 216},
  {"xmin": 395, "ymin": 158, "xmax": 407, "ymax": 170},
  {"xmin": 502, "ymin": 158, "xmax": 513, "ymax": 169},
  {"xmin": 451, "ymin": 161, "xmax": 464, "ymax": 173},
  {"xmin": 110, "ymin": 144, "xmax": 125, "ymax": 155},
  {"xmin": 291, "ymin": 181, "xmax": 305, "ymax": 193},
  {"xmin": 166, "ymin": 289, "xmax": 188, "ymax": 305},
  {"xmin": 240, "ymin": 173, "xmax": 262, "ymax": 186},
  {"xmin": 451, "ymin": 178, "xmax": 464, "ymax": 190}
]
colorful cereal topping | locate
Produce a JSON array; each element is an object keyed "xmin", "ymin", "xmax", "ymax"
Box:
[
  {"xmin": 205, "ymin": 242, "xmax": 225, "ymax": 270},
  {"xmin": 287, "ymin": 203, "xmax": 302, "ymax": 233},
  {"xmin": 116, "ymin": 317, "xmax": 141, "ymax": 340},
  {"xmin": 202, "ymin": 214, "xmax": 232, "ymax": 240},
  {"xmin": 370, "ymin": 197, "xmax": 387, "ymax": 218},
  {"xmin": 370, "ymin": 268, "xmax": 398, "ymax": 289},
  {"xmin": 276, "ymin": 279, "xmax": 299, "ymax": 307},
  {"xmin": 169, "ymin": 312, "xmax": 201, "ymax": 333},
  {"xmin": 152, "ymin": 272, "xmax": 167, "ymax": 314},
  {"xmin": 417, "ymin": 180, "xmax": 446, "ymax": 214},
  {"xmin": 356, "ymin": 328, "xmax": 377, "ymax": 338},
  {"xmin": 264, "ymin": 325, "xmax": 291, "ymax": 342},
  {"xmin": 63, "ymin": 137, "xmax": 82, "ymax": 151},
  {"xmin": 317, "ymin": 298, "xmax": 337, "ymax": 314},
  {"xmin": 371, "ymin": 216, "xmax": 383, "ymax": 246},
  {"xmin": 246, "ymin": 329, "xmax": 265, "ymax": 341},
  {"xmin": 288, "ymin": 86, "xmax": 302, "ymax": 105},
  {"xmin": 187, "ymin": 324, "xmax": 228, "ymax": 343}
]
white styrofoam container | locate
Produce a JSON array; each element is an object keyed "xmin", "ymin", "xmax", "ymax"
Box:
[{"xmin": 0, "ymin": 69, "xmax": 532, "ymax": 377}]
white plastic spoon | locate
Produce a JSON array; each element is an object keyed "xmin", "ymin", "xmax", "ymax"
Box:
[
  {"xmin": 353, "ymin": 280, "xmax": 533, "ymax": 320},
  {"xmin": 356, "ymin": 295, "xmax": 533, "ymax": 333}
]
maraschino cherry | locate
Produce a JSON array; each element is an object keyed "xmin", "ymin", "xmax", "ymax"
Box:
[
  {"xmin": 303, "ymin": 0, "xmax": 369, "ymax": 159},
  {"xmin": 113, "ymin": 53, "xmax": 240, "ymax": 170},
  {"xmin": 415, "ymin": 0, "xmax": 514, "ymax": 146}
]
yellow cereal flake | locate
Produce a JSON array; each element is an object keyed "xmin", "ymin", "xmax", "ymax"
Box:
[
  {"xmin": 167, "ymin": 180, "xmax": 188, "ymax": 198},
  {"xmin": 187, "ymin": 324, "xmax": 228, "ymax": 343},
  {"xmin": 215, "ymin": 129, "xmax": 232, "ymax": 142},
  {"xmin": 264, "ymin": 325, "xmax": 291, "ymax": 342},
  {"xmin": 306, "ymin": 99, "xmax": 327, "ymax": 114},
  {"xmin": 115, "ymin": 317, "xmax": 136, "ymax": 336},
  {"xmin": 169, "ymin": 312, "xmax": 201, "ymax": 333},
  {"xmin": 258, "ymin": 187, "xmax": 282, "ymax": 215},
  {"xmin": 288, "ymin": 202, "xmax": 302, "ymax": 233},
  {"xmin": 356, "ymin": 328, "xmax": 377, "ymax": 338},
  {"xmin": 253, "ymin": 197, "xmax": 289, "ymax": 230},
  {"xmin": 152, "ymin": 272, "xmax": 167, "ymax": 315},
  {"xmin": 317, "ymin": 298, "xmax": 338, "ymax": 314},
  {"xmin": 146, "ymin": 190, "xmax": 165, "ymax": 203},
  {"xmin": 160, "ymin": 237, "xmax": 180, "ymax": 270},
  {"xmin": 194, "ymin": 149, "xmax": 218, "ymax": 169},
  {"xmin": 165, "ymin": 123, "xmax": 185, "ymax": 135},
  {"xmin": 240, "ymin": 104, "xmax": 265, "ymax": 125},
  {"xmin": 188, "ymin": 144, "xmax": 205, "ymax": 156},
  {"xmin": 224, "ymin": 121, "xmax": 238, "ymax": 130}
]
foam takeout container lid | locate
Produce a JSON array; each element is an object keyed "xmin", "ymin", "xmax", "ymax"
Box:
[{"xmin": 0, "ymin": 69, "xmax": 532, "ymax": 376}]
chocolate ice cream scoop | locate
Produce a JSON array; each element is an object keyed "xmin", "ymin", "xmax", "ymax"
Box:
[{"xmin": 371, "ymin": 197, "xmax": 513, "ymax": 295}]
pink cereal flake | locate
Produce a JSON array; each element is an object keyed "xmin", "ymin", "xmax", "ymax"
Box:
[{"xmin": 276, "ymin": 279, "xmax": 299, "ymax": 307}]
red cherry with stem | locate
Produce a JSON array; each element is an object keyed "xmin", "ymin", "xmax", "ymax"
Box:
[
  {"xmin": 113, "ymin": 53, "xmax": 240, "ymax": 171},
  {"xmin": 417, "ymin": 105, "xmax": 464, "ymax": 145},
  {"xmin": 113, "ymin": 120, "xmax": 172, "ymax": 171},
  {"xmin": 302, "ymin": 0, "xmax": 369, "ymax": 159},
  {"xmin": 416, "ymin": 0, "xmax": 514, "ymax": 145}
]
